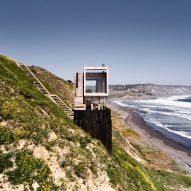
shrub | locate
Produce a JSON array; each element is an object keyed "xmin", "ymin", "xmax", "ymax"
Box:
[
  {"xmin": 0, "ymin": 151, "xmax": 13, "ymax": 173},
  {"xmin": 74, "ymin": 162, "xmax": 87, "ymax": 179},
  {"xmin": 79, "ymin": 135, "xmax": 91, "ymax": 148},
  {"xmin": 66, "ymin": 170, "xmax": 75, "ymax": 182},
  {"xmin": 7, "ymin": 151, "xmax": 55, "ymax": 190},
  {"xmin": 0, "ymin": 126, "xmax": 15, "ymax": 145},
  {"xmin": 1, "ymin": 98, "xmax": 37, "ymax": 123}
]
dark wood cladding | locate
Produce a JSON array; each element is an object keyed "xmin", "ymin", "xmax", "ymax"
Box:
[{"xmin": 73, "ymin": 108, "xmax": 112, "ymax": 151}]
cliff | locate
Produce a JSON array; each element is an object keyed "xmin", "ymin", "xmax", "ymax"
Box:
[
  {"xmin": 110, "ymin": 84, "xmax": 191, "ymax": 99},
  {"xmin": 0, "ymin": 54, "xmax": 190, "ymax": 191}
]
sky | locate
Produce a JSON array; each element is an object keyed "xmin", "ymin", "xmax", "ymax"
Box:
[{"xmin": 0, "ymin": 0, "xmax": 191, "ymax": 85}]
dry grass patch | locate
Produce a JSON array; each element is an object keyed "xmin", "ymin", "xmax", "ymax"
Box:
[{"xmin": 122, "ymin": 128, "xmax": 140, "ymax": 139}]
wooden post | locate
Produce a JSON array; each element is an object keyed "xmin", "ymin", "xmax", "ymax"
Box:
[{"xmin": 73, "ymin": 108, "xmax": 112, "ymax": 151}]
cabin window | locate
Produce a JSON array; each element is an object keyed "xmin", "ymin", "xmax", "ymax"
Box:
[
  {"xmin": 86, "ymin": 80, "xmax": 97, "ymax": 93},
  {"xmin": 84, "ymin": 68, "xmax": 108, "ymax": 95}
]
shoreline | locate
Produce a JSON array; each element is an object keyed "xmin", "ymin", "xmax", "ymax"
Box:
[{"xmin": 108, "ymin": 101, "xmax": 191, "ymax": 175}]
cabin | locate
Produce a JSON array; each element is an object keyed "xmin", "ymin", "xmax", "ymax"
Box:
[
  {"xmin": 74, "ymin": 66, "xmax": 108, "ymax": 110},
  {"xmin": 73, "ymin": 66, "xmax": 112, "ymax": 151}
]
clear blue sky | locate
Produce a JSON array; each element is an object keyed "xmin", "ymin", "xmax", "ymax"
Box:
[{"xmin": 0, "ymin": 0, "xmax": 191, "ymax": 85}]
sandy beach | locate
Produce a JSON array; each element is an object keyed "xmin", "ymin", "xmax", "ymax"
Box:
[{"xmin": 108, "ymin": 101, "xmax": 191, "ymax": 175}]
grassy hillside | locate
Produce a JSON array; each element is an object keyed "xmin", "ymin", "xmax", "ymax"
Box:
[
  {"xmin": 0, "ymin": 54, "xmax": 190, "ymax": 191},
  {"xmin": 29, "ymin": 65, "xmax": 73, "ymax": 107}
]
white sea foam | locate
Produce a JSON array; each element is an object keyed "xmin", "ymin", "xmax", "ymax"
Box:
[
  {"xmin": 135, "ymin": 95, "xmax": 191, "ymax": 109},
  {"xmin": 113, "ymin": 95, "xmax": 191, "ymax": 141},
  {"xmin": 112, "ymin": 100, "xmax": 137, "ymax": 108},
  {"xmin": 141, "ymin": 108, "xmax": 191, "ymax": 121},
  {"xmin": 145, "ymin": 118, "xmax": 191, "ymax": 140}
]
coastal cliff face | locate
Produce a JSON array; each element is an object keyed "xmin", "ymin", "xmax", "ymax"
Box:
[
  {"xmin": 109, "ymin": 84, "xmax": 191, "ymax": 99},
  {"xmin": 0, "ymin": 55, "xmax": 191, "ymax": 191}
]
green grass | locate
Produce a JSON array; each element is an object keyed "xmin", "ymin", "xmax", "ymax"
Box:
[
  {"xmin": 0, "ymin": 55, "xmax": 74, "ymax": 145},
  {"xmin": 7, "ymin": 150, "xmax": 56, "ymax": 190},
  {"xmin": 74, "ymin": 162, "xmax": 87, "ymax": 179},
  {"xmin": 111, "ymin": 127, "xmax": 191, "ymax": 190},
  {"xmin": 0, "ymin": 125, "xmax": 15, "ymax": 145},
  {"xmin": 107, "ymin": 141, "xmax": 165, "ymax": 191},
  {"xmin": 0, "ymin": 55, "xmax": 70, "ymax": 120},
  {"xmin": 0, "ymin": 151, "xmax": 13, "ymax": 173},
  {"xmin": 155, "ymin": 170, "xmax": 191, "ymax": 189}
]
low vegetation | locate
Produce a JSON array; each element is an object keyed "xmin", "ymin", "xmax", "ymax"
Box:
[
  {"xmin": 106, "ymin": 141, "xmax": 164, "ymax": 191},
  {"xmin": 0, "ymin": 54, "xmax": 191, "ymax": 190},
  {"xmin": 7, "ymin": 151, "xmax": 56, "ymax": 190}
]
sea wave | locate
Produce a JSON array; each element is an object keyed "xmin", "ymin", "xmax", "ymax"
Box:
[
  {"xmin": 144, "ymin": 117, "xmax": 191, "ymax": 140},
  {"xmin": 113, "ymin": 95, "xmax": 191, "ymax": 145},
  {"xmin": 135, "ymin": 96, "xmax": 191, "ymax": 109}
]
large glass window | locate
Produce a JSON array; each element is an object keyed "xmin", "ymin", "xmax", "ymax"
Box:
[
  {"xmin": 86, "ymin": 80, "xmax": 97, "ymax": 93},
  {"xmin": 84, "ymin": 67, "xmax": 108, "ymax": 96}
]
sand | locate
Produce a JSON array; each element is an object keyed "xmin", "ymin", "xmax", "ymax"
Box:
[{"xmin": 108, "ymin": 101, "xmax": 191, "ymax": 175}]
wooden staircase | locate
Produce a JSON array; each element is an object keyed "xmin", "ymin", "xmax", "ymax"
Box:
[
  {"xmin": 48, "ymin": 94, "xmax": 73, "ymax": 116},
  {"xmin": 19, "ymin": 64, "xmax": 74, "ymax": 117}
]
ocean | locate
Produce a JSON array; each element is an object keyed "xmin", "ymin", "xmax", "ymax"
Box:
[{"xmin": 113, "ymin": 95, "xmax": 191, "ymax": 148}]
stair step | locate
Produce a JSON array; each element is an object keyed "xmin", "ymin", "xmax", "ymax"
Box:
[
  {"xmin": 40, "ymin": 89, "xmax": 48, "ymax": 92},
  {"xmin": 35, "ymin": 82, "xmax": 41, "ymax": 84},
  {"xmin": 50, "ymin": 96, "xmax": 57, "ymax": 98},
  {"xmin": 36, "ymin": 86, "xmax": 44, "ymax": 88},
  {"xmin": 20, "ymin": 65, "xmax": 73, "ymax": 117},
  {"xmin": 62, "ymin": 109, "xmax": 69, "ymax": 111},
  {"xmin": 61, "ymin": 108, "xmax": 69, "ymax": 110},
  {"xmin": 39, "ymin": 88, "xmax": 47, "ymax": 91},
  {"xmin": 40, "ymin": 88, "xmax": 47, "ymax": 90},
  {"xmin": 60, "ymin": 106, "xmax": 67, "ymax": 108},
  {"xmin": 36, "ymin": 85, "xmax": 44, "ymax": 88},
  {"xmin": 41, "ymin": 91, "xmax": 49, "ymax": 94},
  {"xmin": 59, "ymin": 104, "xmax": 68, "ymax": 108},
  {"xmin": 60, "ymin": 105, "xmax": 68, "ymax": 108},
  {"xmin": 51, "ymin": 97, "xmax": 58, "ymax": 99},
  {"xmin": 58, "ymin": 103, "xmax": 64, "ymax": 105},
  {"xmin": 63, "ymin": 109, "xmax": 70, "ymax": 111}
]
